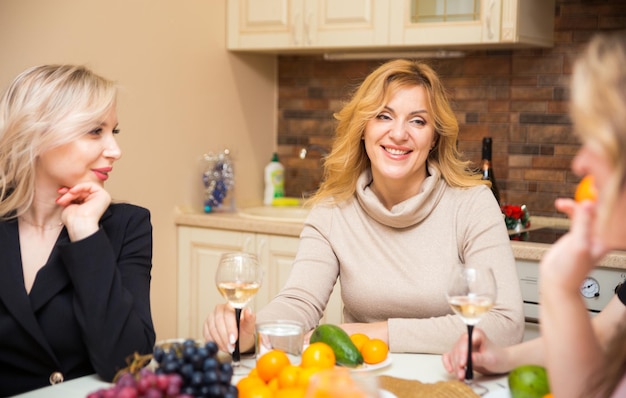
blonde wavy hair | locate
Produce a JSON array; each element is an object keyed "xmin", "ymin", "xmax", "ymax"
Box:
[
  {"xmin": 0, "ymin": 64, "xmax": 117, "ymax": 220},
  {"xmin": 576, "ymin": 31, "xmax": 626, "ymax": 398},
  {"xmin": 308, "ymin": 59, "xmax": 485, "ymax": 206},
  {"xmin": 570, "ymin": 31, "xmax": 626, "ymax": 235}
]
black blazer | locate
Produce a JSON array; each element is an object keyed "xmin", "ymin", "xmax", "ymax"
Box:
[{"xmin": 0, "ymin": 203, "xmax": 156, "ymax": 397}]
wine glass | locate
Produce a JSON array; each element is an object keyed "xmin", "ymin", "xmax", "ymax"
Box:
[
  {"xmin": 215, "ymin": 252, "xmax": 263, "ymax": 372},
  {"xmin": 446, "ymin": 266, "xmax": 496, "ymax": 393}
]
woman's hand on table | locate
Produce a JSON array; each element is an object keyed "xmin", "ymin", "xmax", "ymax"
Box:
[
  {"xmin": 203, "ymin": 304, "xmax": 256, "ymax": 354},
  {"xmin": 442, "ymin": 327, "xmax": 510, "ymax": 380}
]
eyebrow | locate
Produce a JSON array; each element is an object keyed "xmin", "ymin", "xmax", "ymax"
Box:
[{"xmin": 383, "ymin": 105, "xmax": 428, "ymax": 116}]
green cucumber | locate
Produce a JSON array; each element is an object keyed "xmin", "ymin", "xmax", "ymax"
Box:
[{"xmin": 309, "ymin": 324, "xmax": 364, "ymax": 368}]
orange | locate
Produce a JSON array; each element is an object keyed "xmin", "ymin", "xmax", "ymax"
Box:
[
  {"xmin": 244, "ymin": 384, "xmax": 273, "ymax": 398},
  {"xmin": 256, "ymin": 349, "xmax": 291, "ymax": 383},
  {"xmin": 275, "ymin": 387, "xmax": 307, "ymax": 398},
  {"xmin": 237, "ymin": 376, "xmax": 267, "ymax": 398},
  {"xmin": 267, "ymin": 377, "xmax": 280, "ymax": 393},
  {"xmin": 301, "ymin": 342, "xmax": 336, "ymax": 370},
  {"xmin": 278, "ymin": 364, "xmax": 302, "ymax": 389},
  {"xmin": 543, "ymin": 394, "xmax": 553, "ymax": 398},
  {"xmin": 349, "ymin": 333, "xmax": 370, "ymax": 352},
  {"xmin": 360, "ymin": 338, "xmax": 388, "ymax": 365},
  {"xmin": 575, "ymin": 175, "xmax": 597, "ymax": 203},
  {"xmin": 296, "ymin": 366, "xmax": 322, "ymax": 389}
]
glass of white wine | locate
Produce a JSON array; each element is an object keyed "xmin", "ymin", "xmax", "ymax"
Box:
[
  {"xmin": 215, "ymin": 252, "xmax": 263, "ymax": 372},
  {"xmin": 446, "ymin": 266, "xmax": 496, "ymax": 393}
]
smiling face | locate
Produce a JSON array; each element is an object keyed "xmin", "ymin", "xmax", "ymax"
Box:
[
  {"xmin": 364, "ymin": 85, "xmax": 437, "ymax": 202},
  {"xmin": 35, "ymin": 106, "xmax": 122, "ymax": 192}
]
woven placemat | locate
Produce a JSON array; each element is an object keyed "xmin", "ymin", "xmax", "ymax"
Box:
[{"xmin": 378, "ymin": 375, "xmax": 480, "ymax": 398}]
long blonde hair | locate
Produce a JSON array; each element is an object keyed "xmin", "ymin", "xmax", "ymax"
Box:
[
  {"xmin": 0, "ymin": 64, "xmax": 117, "ymax": 219},
  {"xmin": 570, "ymin": 31, "xmax": 626, "ymax": 235},
  {"xmin": 308, "ymin": 59, "xmax": 485, "ymax": 205},
  {"xmin": 576, "ymin": 31, "xmax": 626, "ymax": 398}
]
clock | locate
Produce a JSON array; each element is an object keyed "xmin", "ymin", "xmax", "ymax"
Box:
[{"xmin": 580, "ymin": 277, "xmax": 600, "ymax": 298}]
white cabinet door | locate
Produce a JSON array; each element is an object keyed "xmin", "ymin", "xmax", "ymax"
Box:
[
  {"xmin": 177, "ymin": 226, "xmax": 344, "ymax": 339},
  {"xmin": 389, "ymin": 0, "xmax": 554, "ymax": 47},
  {"xmin": 227, "ymin": 0, "xmax": 388, "ymax": 51},
  {"xmin": 177, "ymin": 227, "xmax": 255, "ymax": 339}
]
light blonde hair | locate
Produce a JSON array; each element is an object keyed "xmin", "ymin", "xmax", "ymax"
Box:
[
  {"xmin": 308, "ymin": 59, "xmax": 485, "ymax": 205},
  {"xmin": 0, "ymin": 64, "xmax": 117, "ymax": 219},
  {"xmin": 575, "ymin": 31, "xmax": 626, "ymax": 398},
  {"xmin": 570, "ymin": 31, "xmax": 626, "ymax": 235}
]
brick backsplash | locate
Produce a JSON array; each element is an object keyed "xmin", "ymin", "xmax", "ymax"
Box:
[{"xmin": 277, "ymin": 0, "xmax": 626, "ymax": 218}]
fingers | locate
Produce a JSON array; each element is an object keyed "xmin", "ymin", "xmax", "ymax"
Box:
[
  {"xmin": 203, "ymin": 304, "xmax": 238, "ymax": 354},
  {"xmin": 442, "ymin": 333, "xmax": 469, "ymax": 380}
]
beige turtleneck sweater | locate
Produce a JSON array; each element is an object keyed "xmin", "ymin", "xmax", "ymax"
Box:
[{"xmin": 257, "ymin": 165, "xmax": 525, "ymax": 353}]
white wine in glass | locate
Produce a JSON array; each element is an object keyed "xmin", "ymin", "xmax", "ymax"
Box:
[
  {"xmin": 446, "ymin": 267, "xmax": 496, "ymax": 389},
  {"xmin": 215, "ymin": 252, "xmax": 263, "ymax": 370}
]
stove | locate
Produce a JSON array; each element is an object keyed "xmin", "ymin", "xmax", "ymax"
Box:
[{"xmin": 509, "ymin": 226, "xmax": 568, "ymax": 244}]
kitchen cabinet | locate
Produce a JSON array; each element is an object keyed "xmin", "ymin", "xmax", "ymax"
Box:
[
  {"xmin": 177, "ymin": 225, "xmax": 343, "ymax": 340},
  {"xmin": 389, "ymin": 0, "xmax": 555, "ymax": 48},
  {"xmin": 227, "ymin": 0, "xmax": 389, "ymax": 51},
  {"xmin": 227, "ymin": 0, "xmax": 554, "ymax": 53}
]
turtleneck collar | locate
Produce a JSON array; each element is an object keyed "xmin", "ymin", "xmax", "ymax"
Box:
[{"xmin": 355, "ymin": 163, "xmax": 447, "ymax": 228}]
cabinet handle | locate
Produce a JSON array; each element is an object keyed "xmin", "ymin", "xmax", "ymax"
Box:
[
  {"xmin": 485, "ymin": 0, "xmax": 495, "ymax": 40},
  {"xmin": 292, "ymin": 12, "xmax": 300, "ymax": 45},
  {"xmin": 304, "ymin": 13, "xmax": 312, "ymax": 46},
  {"xmin": 256, "ymin": 237, "xmax": 266, "ymax": 260},
  {"xmin": 244, "ymin": 236, "xmax": 253, "ymax": 253}
]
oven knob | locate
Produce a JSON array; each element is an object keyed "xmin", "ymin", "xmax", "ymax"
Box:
[
  {"xmin": 581, "ymin": 277, "xmax": 600, "ymax": 298},
  {"xmin": 615, "ymin": 281, "xmax": 624, "ymax": 294}
]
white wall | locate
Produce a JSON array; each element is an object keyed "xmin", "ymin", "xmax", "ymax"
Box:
[{"xmin": 0, "ymin": 0, "xmax": 277, "ymax": 339}]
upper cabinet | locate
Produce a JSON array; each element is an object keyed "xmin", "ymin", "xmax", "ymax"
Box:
[
  {"xmin": 389, "ymin": 0, "xmax": 555, "ymax": 48},
  {"xmin": 227, "ymin": 0, "xmax": 555, "ymax": 53},
  {"xmin": 227, "ymin": 0, "xmax": 389, "ymax": 51}
]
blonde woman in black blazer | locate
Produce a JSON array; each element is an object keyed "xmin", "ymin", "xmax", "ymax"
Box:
[{"xmin": 0, "ymin": 65, "xmax": 155, "ymax": 396}]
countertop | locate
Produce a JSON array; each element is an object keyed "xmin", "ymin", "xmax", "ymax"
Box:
[{"xmin": 175, "ymin": 207, "xmax": 626, "ymax": 270}]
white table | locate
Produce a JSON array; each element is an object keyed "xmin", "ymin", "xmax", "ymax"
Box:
[{"xmin": 14, "ymin": 353, "xmax": 509, "ymax": 397}]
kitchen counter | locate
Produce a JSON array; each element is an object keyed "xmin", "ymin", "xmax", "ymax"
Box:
[{"xmin": 175, "ymin": 208, "xmax": 626, "ymax": 270}]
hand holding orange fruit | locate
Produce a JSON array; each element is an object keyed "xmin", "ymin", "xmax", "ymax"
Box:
[{"xmin": 575, "ymin": 175, "xmax": 597, "ymax": 203}]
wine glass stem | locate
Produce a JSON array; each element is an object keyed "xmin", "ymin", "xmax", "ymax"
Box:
[
  {"xmin": 233, "ymin": 307, "xmax": 242, "ymax": 365},
  {"xmin": 465, "ymin": 324, "xmax": 474, "ymax": 381}
]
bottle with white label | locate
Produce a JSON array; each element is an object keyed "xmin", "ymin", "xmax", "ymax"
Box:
[{"xmin": 264, "ymin": 153, "xmax": 285, "ymax": 205}]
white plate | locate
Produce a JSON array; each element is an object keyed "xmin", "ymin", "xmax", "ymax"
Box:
[
  {"xmin": 483, "ymin": 389, "xmax": 511, "ymax": 398},
  {"xmin": 349, "ymin": 356, "xmax": 393, "ymax": 372},
  {"xmin": 380, "ymin": 389, "xmax": 397, "ymax": 398}
]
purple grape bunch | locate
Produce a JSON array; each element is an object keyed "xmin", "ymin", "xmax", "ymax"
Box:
[{"xmin": 88, "ymin": 339, "xmax": 237, "ymax": 398}]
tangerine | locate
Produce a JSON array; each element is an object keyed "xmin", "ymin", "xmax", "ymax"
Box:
[
  {"xmin": 278, "ymin": 364, "xmax": 302, "ymax": 389},
  {"xmin": 301, "ymin": 342, "xmax": 336, "ymax": 370},
  {"xmin": 296, "ymin": 366, "xmax": 322, "ymax": 389},
  {"xmin": 256, "ymin": 349, "xmax": 291, "ymax": 383},
  {"xmin": 237, "ymin": 376, "xmax": 266, "ymax": 398},
  {"xmin": 275, "ymin": 387, "xmax": 307, "ymax": 398},
  {"xmin": 360, "ymin": 338, "xmax": 388, "ymax": 365},
  {"xmin": 349, "ymin": 333, "xmax": 370, "ymax": 352},
  {"xmin": 575, "ymin": 175, "xmax": 598, "ymax": 203}
]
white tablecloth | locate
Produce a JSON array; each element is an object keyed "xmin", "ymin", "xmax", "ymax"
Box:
[{"xmin": 14, "ymin": 353, "xmax": 509, "ymax": 397}]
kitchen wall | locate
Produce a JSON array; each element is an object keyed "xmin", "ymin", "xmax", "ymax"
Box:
[
  {"xmin": 277, "ymin": 0, "xmax": 626, "ymax": 217},
  {"xmin": 0, "ymin": 0, "xmax": 277, "ymax": 339}
]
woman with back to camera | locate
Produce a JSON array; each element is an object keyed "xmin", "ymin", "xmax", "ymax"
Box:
[
  {"xmin": 204, "ymin": 59, "xmax": 524, "ymax": 356},
  {"xmin": 0, "ymin": 65, "xmax": 155, "ymax": 396},
  {"xmin": 443, "ymin": 31, "xmax": 626, "ymax": 397}
]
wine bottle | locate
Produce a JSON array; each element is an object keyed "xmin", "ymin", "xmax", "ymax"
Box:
[{"xmin": 481, "ymin": 137, "xmax": 500, "ymax": 204}]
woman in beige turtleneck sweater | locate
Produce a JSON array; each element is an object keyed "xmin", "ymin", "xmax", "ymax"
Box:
[{"xmin": 204, "ymin": 59, "xmax": 524, "ymax": 355}]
